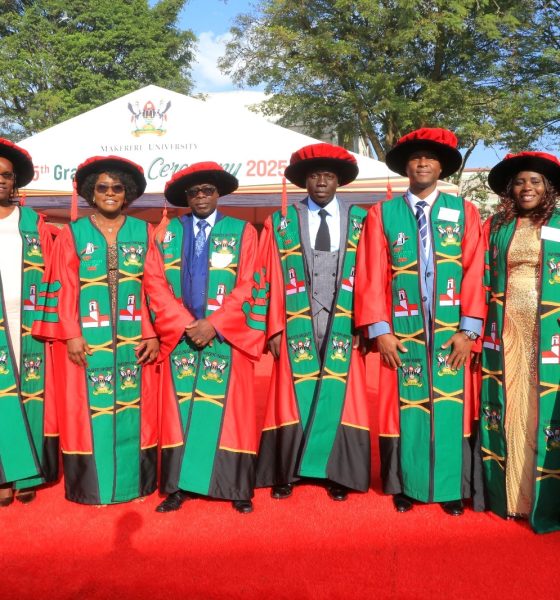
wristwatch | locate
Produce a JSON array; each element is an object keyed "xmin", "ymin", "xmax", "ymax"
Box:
[{"xmin": 461, "ymin": 329, "xmax": 478, "ymax": 341}]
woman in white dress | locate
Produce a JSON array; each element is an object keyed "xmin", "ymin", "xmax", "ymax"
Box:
[{"xmin": 0, "ymin": 138, "xmax": 57, "ymax": 506}]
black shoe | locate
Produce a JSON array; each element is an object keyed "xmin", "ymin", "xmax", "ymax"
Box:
[
  {"xmin": 441, "ymin": 500, "xmax": 464, "ymax": 516},
  {"xmin": 155, "ymin": 490, "xmax": 191, "ymax": 513},
  {"xmin": 327, "ymin": 484, "xmax": 348, "ymax": 501},
  {"xmin": 0, "ymin": 496, "xmax": 13, "ymax": 508},
  {"xmin": 271, "ymin": 483, "xmax": 293, "ymax": 499},
  {"xmin": 15, "ymin": 490, "xmax": 36, "ymax": 504},
  {"xmin": 232, "ymin": 499, "xmax": 253, "ymax": 514},
  {"xmin": 393, "ymin": 493, "xmax": 413, "ymax": 513}
]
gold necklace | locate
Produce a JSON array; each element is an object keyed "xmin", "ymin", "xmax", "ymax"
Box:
[{"xmin": 92, "ymin": 213, "xmax": 123, "ymax": 234}]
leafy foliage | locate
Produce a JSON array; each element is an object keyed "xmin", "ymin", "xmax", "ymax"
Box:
[
  {"xmin": 221, "ymin": 0, "xmax": 560, "ymax": 172},
  {"xmin": 459, "ymin": 170, "xmax": 497, "ymax": 219},
  {"xmin": 0, "ymin": 0, "xmax": 195, "ymax": 137}
]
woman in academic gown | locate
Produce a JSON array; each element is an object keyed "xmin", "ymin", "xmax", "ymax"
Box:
[
  {"xmin": 0, "ymin": 138, "xmax": 57, "ymax": 506},
  {"xmin": 33, "ymin": 156, "xmax": 159, "ymax": 505},
  {"xmin": 481, "ymin": 151, "xmax": 560, "ymax": 533}
]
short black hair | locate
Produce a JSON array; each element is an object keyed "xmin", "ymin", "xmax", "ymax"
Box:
[{"xmin": 80, "ymin": 170, "xmax": 139, "ymax": 206}]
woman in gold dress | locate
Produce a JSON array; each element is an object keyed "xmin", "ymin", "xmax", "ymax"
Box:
[{"xmin": 480, "ymin": 152, "xmax": 560, "ymax": 533}]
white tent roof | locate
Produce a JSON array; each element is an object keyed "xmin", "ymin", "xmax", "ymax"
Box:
[
  {"xmin": 18, "ymin": 84, "xmax": 436, "ymax": 194},
  {"xmin": 17, "ymin": 84, "xmax": 457, "ymax": 219}
]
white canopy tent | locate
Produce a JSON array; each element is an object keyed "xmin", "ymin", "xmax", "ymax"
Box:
[{"xmin": 17, "ymin": 84, "xmax": 457, "ymax": 223}]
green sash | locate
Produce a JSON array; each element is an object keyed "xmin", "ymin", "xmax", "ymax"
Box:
[
  {"xmin": 0, "ymin": 206, "xmax": 44, "ymax": 483},
  {"xmin": 482, "ymin": 212, "xmax": 560, "ymax": 532},
  {"xmin": 158, "ymin": 215, "xmax": 246, "ymax": 495},
  {"xmin": 72, "ymin": 216, "xmax": 148, "ymax": 504},
  {"xmin": 382, "ymin": 193, "xmax": 466, "ymax": 502},
  {"xmin": 271, "ymin": 204, "xmax": 366, "ymax": 479}
]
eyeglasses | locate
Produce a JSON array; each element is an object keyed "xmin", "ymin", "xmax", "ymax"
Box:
[
  {"xmin": 186, "ymin": 185, "xmax": 217, "ymax": 199},
  {"xmin": 95, "ymin": 183, "xmax": 126, "ymax": 194},
  {"xmin": 0, "ymin": 172, "xmax": 15, "ymax": 181}
]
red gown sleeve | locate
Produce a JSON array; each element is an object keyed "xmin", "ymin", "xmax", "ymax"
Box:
[
  {"xmin": 141, "ymin": 223, "xmax": 157, "ymax": 340},
  {"xmin": 143, "ymin": 232, "xmax": 194, "ymax": 362},
  {"xmin": 32, "ymin": 225, "xmax": 82, "ymax": 341},
  {"xmin": 258, "ymin": 216, "xmax": 288, "ymax": 340},
  {"xmin": 207, "ymin": 222, "xmax": 262, "ymax": 357},
  {"xmin": 37, "ymin": 213, "xmax": 54, "ymax": 267},
  {"xmin": 37, "ymin": 213, "xmax": 59, "ymax": 440},
  {"xmin": 459, "ymin": 200, "xmax": 487, "ymax": 323},
  {"xmin": 354, "ymin": 203, "xmax": 393, "ymax": 329},
  {"xmin": 482, "ymin": 215, "xmax": 492, "ymax": 294}
]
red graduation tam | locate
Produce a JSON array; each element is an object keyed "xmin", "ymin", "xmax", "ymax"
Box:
[
  {"xmin": 488, "ymin": 151, "xmax": 560, "ymax": 195},
  {"xmin": 0, "ymin": 138, "xmax": 34, "ymax": 187},
  {"xmin": 164, "ymin": 161, "xmax": 239, "ymax": 206},
  {"xmin": 385, "ymin": 127, "xmax": 463, "ymax": 179},
  {"xmin": 74, "ymin": 155, "xmax": 147, "ymax": 199},
  {"xmin": 284, "ymin": 143, "xmax": 359, "ymax": 188}
]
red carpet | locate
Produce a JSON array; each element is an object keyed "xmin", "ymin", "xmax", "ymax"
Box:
[{"xmin": 1, "ymin": 355, "xmax": 559, "ymax": 599}]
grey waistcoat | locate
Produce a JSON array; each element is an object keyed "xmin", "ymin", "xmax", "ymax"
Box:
[
  {"xmin": 297, "ymin": 198, "xmax": 349, "ymax": 351},
  {"xmin": 309, "ymin": 249, "xmax": 339, "ymax": 316}
]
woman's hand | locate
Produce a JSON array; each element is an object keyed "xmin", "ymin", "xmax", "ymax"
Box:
[
  {"xmin": 67, "ymin": 336, "xmax": 92, "ymax": 367},
  {"xmin": 135, "ymin": 338, "xmax": 160, "ymax": 365}
]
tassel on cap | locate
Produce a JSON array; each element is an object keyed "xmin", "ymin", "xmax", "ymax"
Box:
[
  {"xmin": 386, "ymin": 179, "xmax": 393, "ymax": 200},
  {"xmin": 281, "ymin": 176, "xmax": 287, "ymax": 217},
  {"xmin": 154, "ymin": 198, "xmax": 170, "ymax": 244},
  {"xmin": 70, "ymin": 180, "xmax": 78, "ymax": 222},
  {"xmin": 19, "ymin": 191, "xmax": 26, "ymax": 206}
]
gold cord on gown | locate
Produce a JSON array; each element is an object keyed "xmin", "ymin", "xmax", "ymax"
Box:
[
  {"xmin": 107, "ymin": 243, "xmax": 118, "ymax": 317},
  {"xmin": 502, "ymin": 219, "xmax": 540, "ymax": 517}
]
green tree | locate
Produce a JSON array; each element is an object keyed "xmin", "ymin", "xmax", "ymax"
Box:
[
  {"xmin": 220, "ymin": 0, "xmax": 560, "ymax": 174},
  {"xmin": 0, "ymin": 0, "xmax": 195, "ymax": 138},
  {"xmin": 492, "ymin": 0, "xmax": 560, "ymax": 151},
  {"xmin": 458, "ymin": 170, "xmax": 497, "ymax": 219}
]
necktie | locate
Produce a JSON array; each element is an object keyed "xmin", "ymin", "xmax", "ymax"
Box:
[
  {"xmin": 315, "ymin": 208, "xmax": 331, "ymax": 251},
  {"xmin": 194, "ymin": 219, "xmax": 208, "ymax": 258},
  {"xmin": 415, "ymin": 201, "xmax": 429, "ymax": 254}
]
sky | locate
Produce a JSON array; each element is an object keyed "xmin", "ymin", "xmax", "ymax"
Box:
[
  {"xmin": 175, "ymin": 0, "xmax": 548, "ymax": 168},
  {"xmin": 180, "ymin": 0, "xmax": 253, "ymax": 93}
]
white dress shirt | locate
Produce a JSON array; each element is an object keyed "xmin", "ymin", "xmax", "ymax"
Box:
[{"xmin": 307, "ymin": 196, "xmax": 340, "ymax": 252}]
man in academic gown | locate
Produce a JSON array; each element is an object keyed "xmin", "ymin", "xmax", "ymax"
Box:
[
  {"xmin": 254, "ymin": 143, "xmax": 370, "ymax": 502},
  {"xmin": 355, "ymin": 127, "xmax": 486, "ymax": 516},
  {"xmin": 145, "ymin": 162, "xmax": 260, "ymax": 514}
]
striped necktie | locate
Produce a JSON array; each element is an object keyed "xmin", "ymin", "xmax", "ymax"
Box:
[{"xmin": 415, "ymin": 201, "xmax": 429, "ymax": 254}]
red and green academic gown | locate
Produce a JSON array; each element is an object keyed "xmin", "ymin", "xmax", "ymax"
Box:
[
  {"xmin": 33, "ymin": 216, "xmax": 158, "ymax": 504},
  {"xmin": 251, "ymin": 203, "xmax": 370, "ymax": 491},
  {"xmin": 481, "ymin": 212, "xmax": 560, "ymax": 532},
  {"xmin": 355, "ymin": 194, "xmax": 486, "ymax": 504},
  {"xmin": 0, "ymin": 206, "xmax": 58, "ymax": 488},
  {"xmin": 144, "ymin": 214, "xmax": 260, "ymax": 501}
]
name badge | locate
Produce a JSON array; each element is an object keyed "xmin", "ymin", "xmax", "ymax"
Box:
[
  {"xmin": 211, "ymin": 252, "xmax": 233, "ymax": 268},
  {"xmin": 437, "ymin": 207, "xmax": 460, "ymax": 222},
  {"xmin": 541, "ymin": 225, "xmax": 560, "ymax": 243}
]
